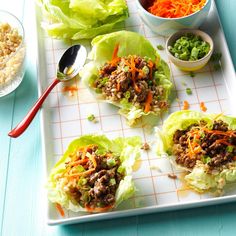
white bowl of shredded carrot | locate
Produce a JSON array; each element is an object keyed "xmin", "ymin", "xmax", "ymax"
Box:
[{"xmin": 136, "ymin": 0, "xmax": 211, "ymax": 36}]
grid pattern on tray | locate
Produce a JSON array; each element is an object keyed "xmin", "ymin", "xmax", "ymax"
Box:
[{"xmin": 41, "ymin": 0, "xmax": 234, "ymax": 219}]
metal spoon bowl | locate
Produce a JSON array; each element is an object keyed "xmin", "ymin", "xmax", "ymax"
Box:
[{"xmin": 8, "ymin": 44, "xmax": 87, "ymax": 138}]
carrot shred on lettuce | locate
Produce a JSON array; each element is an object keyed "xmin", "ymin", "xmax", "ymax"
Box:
[
  {"xmin": 144, "ymin": 91, "xmax": 153, "ymax": 113},
  {"xmin": 148, "ymin": 0, "xmax": 206, "ymax": 18},
  {"xmin": 55, "ymin": 203, "xmax": 65, "ymax": 217}
]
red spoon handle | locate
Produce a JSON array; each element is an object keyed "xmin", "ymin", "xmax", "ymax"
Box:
[{"xmin": 8, "ymin": 78, "xmax": 61, "ymax": 138}]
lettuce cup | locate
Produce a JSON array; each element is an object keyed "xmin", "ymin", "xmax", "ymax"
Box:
[
  {"xmin": 80, "ymin": 31, "xmax": 173, "ymax": 126},
  {"xmin": 157, "ymin": 110, "xmax": 236, "ymax": 194},
  {"xmin": 47, "ymin": 135, "xmax": 141, "ymax": 213}
]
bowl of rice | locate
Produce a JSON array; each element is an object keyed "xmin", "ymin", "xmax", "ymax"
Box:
[
  {"xmin": 0, "ymin": 10, "xmax": 26, "ymax": 97},
  {"xmin": 136, "ymin": 0, "xmax": 212, "ymax": 36}
]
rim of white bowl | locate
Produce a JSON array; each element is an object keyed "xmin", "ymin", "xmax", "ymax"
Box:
[
  {"xmin": 0, "ymin": 9, "xmax": 25, "ymax": 65},
  {"xmin": 165, "ymin": 29, "xmax": 214, "ymax": 64},
  {"xmin": 136, "ymin": 0, "xmax": 211, "ymax": 21}
]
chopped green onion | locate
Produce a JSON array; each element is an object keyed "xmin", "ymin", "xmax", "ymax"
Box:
[
  {"xmin": 169, "ymin": 34, "xmax": 210, "ymax": 61},
  {"xmin": 226, "ymin": 146, "xmax": 234, "ymax": 153},
  {"xmin": 76, "ymin": 165, "xmax": 85, "ymax": 173},
  {"xmin": 117, "ymin": 166, "xmax": 125, "ymax": 174},
  {"xmin": 124, "ymin": 66, "xmax": 129, "ymax": 72},
  {"xmin": 107, "ymin": 158, "xmax": 116, "ymax": 167},
  {"xmin": 109, "ymin": 178, "xmax": 116, "ymax": 185},
  {"xmin": 82, "ymin": 192, "xmax": 90, "ymax": 202},
  {"xmin": 95, "ymin": 149, "xmax": 106, "ymax": 155},
  {"xmin": 142, "ymin": 65, "xmax": 149, "ymax": 75},
  {"xmin": 202, "ymin": 156, "xmax": 211, "ymax": 164},
  {"xmin": 87, "ymin": 114, "xmax": 95, "ymax": 122},
  {"xmin": 100, "ymin": 77, "xmax": 109, "ymax": 85},
  {"xmin": 200, "ymin": 132, "xmax": 205, "ymax": 139},
  {"xmin": 95, "ymin": 88, "xmax": 102, "ymax": 93},
  {"xmin": 157, "ymin": 44, "xmax": 164, "ymax": 50},
  {"xmin": 125, "ymin": 91, "xmax": 130, "ymax": 99},
  {"xmin": 78, "ymin": 177, "xmax": 87, "ymax": 186},
  {"xmin": 186, "ymin": 88, "xmax": 192, "ymax": 95}
]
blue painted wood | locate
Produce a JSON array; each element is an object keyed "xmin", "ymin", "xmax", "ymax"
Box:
[
  {"xmin": 215, "ymin": 0, "xmax": 236, "ymax": 69},
  {"xmin": 0, "ymin": 0, "xmax": 235, "ymax": 236}
]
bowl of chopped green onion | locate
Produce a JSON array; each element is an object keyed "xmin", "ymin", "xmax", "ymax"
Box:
[{"xmin": 166, "ymin": 29, "xmax": 214, "ymax": 71}]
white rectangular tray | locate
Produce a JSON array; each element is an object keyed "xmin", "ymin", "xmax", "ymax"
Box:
[{"xmin": 36, "ymin": 0, "xmax": 236, "ymax": 225}]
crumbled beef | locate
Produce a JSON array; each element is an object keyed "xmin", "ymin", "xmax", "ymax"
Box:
[
  {"xmin": 172, "ymin": 120, "xmax": 236, "ymax": 170},
  {"xmin": 94, "ymin": 55, "xmax": 169, "ymax": 112},
  {"xmin": 64, "ymin": 145, "xmax": 124, "ymax": 209}
]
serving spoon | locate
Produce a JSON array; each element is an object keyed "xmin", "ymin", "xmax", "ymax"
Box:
[{"xmin": 8, "ymin": 44, "xmax": 87, "ymax": 138}]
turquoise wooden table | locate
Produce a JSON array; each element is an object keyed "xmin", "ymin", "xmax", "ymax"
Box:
[{"xmin": 1, "ymin": 0, "xmax": 236, "ymax": 235}]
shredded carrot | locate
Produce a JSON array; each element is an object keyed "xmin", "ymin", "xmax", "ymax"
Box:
[
  {"xmin": 233, "ymin": 156, "xmax": 236, "ymax": 161},
  {"xmin": 200, "ymin": 102, "xmax": 207, "ymax": 112},
  {"xmin": 66, "ymin": 168, "xmax": 95, "ymax": 178},
  {"xmin": 62, "ymin": 85, "xmax": 78, "ymax": 92},
  {"xmin": 216, "ymin": 139, "xmax": 236, "ymax": 147},
  {"xmin": 182, "ymin": 100, "xmax": 189, "ymax": 110},
  {"xmin": 144, "ymin": 91, "xmax": 153, "ymax": 113},
  {"xmin": 148, "ymin": 0, "xmax": 206, "ymax": 18},
  {"xmin": 68, "ymin": 158, "xmax": 89, "ymax": 167},
  {"xmin": 55, "ymin": 203, "xmax": 65, "ymax": 217},
  {"xmin": 148, "ymin": 60, "xmax": 154, "ymax": 80},
  {"xmin": 116, "ymin": 82, "xmax": 121, "ymax": 91},
  {"xmin": 89, "ymin": 154, "xmax": 97, "ymax": 169},
  {"xmin": 201, "ymin": 128, "xmax": 236, "ymax": 137},
  {"xmin": 110, "ymin": 44, "xmax": 120, "ymax": 65}
]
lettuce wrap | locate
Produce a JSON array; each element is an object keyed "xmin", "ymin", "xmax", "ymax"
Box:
[
  {"xmin": 157, "ymin": 110, "xmax": 236, "ymax": 193},
  {"xmin": 47, "ymin": 135, "xmax": 141, "ymax": 213},
  {"xmin": 38, "ymin": 0, "xmax": 129, "ymax": 40},
  {"xmin": 80, "ymin": 31, "xmax": 173, "ymax": 126}
]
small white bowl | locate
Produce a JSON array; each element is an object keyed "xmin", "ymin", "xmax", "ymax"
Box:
[
  {"xmin": 0, "ymin": 10, "xmax": 26, "ymax": 97},
  {"xmin": 136, "ymin": 0, "xmax": 212, "ymax": 36},
  {"xmin": 166, "ymin": 29, "xmax": 214, "ymax": 71}
]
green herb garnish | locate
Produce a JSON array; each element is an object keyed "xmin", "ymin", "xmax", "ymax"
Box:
[
  {"xmin": 87, "ymin": 114, "xmax": 96, "ymax": 122},
  {"xmin": 142, "ymin": 66, "xmax": 150, "ymax": 75},
  {"xmin": 186, "ymin": 88, "xmax": 192, "ymax": 95},
  {"xmin": 226, "ymin": 146, "xmax": 234, "ymax": 153},
  {"xmin": 169, "ymin": 34, "xmax": 210, "ymax": 61},
  {"xmin": 157, "ymin": 44, "xmax": 164, "ymax": 50},
  {"xmin": 100, "ymin": 77, "xmax": 109, "ymax": 85},
  {"xmin": 107, "ymin": 158, "xmax": 116, "ymax": 167},
  {"xmin": 78, "ymin": 177, "xmax": 87, "ymax": 186},
  {"xmin": 109, "ymin": 178, "xmax": 116, "ymax": 186},
  {"xmin": 202, "ymin": 155, "xmax": 211, "ymax": 164},
  {"xmin": 125, "ymin": 91, "xmax": 131, "ymax": 99},
  {"xmin": 124, "ymin": 66, "xmax": 129, "ymax": 72},
  {"xmin": 76, "ymin": 165, "xmax": 85, "ymax": 173}
]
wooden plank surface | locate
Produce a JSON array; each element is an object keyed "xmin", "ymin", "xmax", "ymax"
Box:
[{"xmin": 0, "ymin": 0, "xmax": 235, "ymax": 235}]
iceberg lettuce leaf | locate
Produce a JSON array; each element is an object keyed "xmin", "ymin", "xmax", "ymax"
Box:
[
  {"xmin": 38, "ymin": 0, "xmax": 129, "ymax": 39},
  {"xmin": 157, "ymin": 110, "xmax": 236, "ymax": 193},
  {"xmin": 80, "ymin": 31, "xmax": 173, "ymax": 126},
  {"xmin": 47, "ymin": 135, "xmax": 141, "ymax": 212}
]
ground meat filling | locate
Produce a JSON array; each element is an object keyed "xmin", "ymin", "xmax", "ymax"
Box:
[
  {"xmin": 172, "ymin": 120, "xmax": 236, "ymax": 169},
  {"xmin": 93, "ymin": 55, "xmax": 169, "ymax": 113},
  {"xmin": 58, "ymin": 145, "xmax": 124, "ymax": 210}
]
